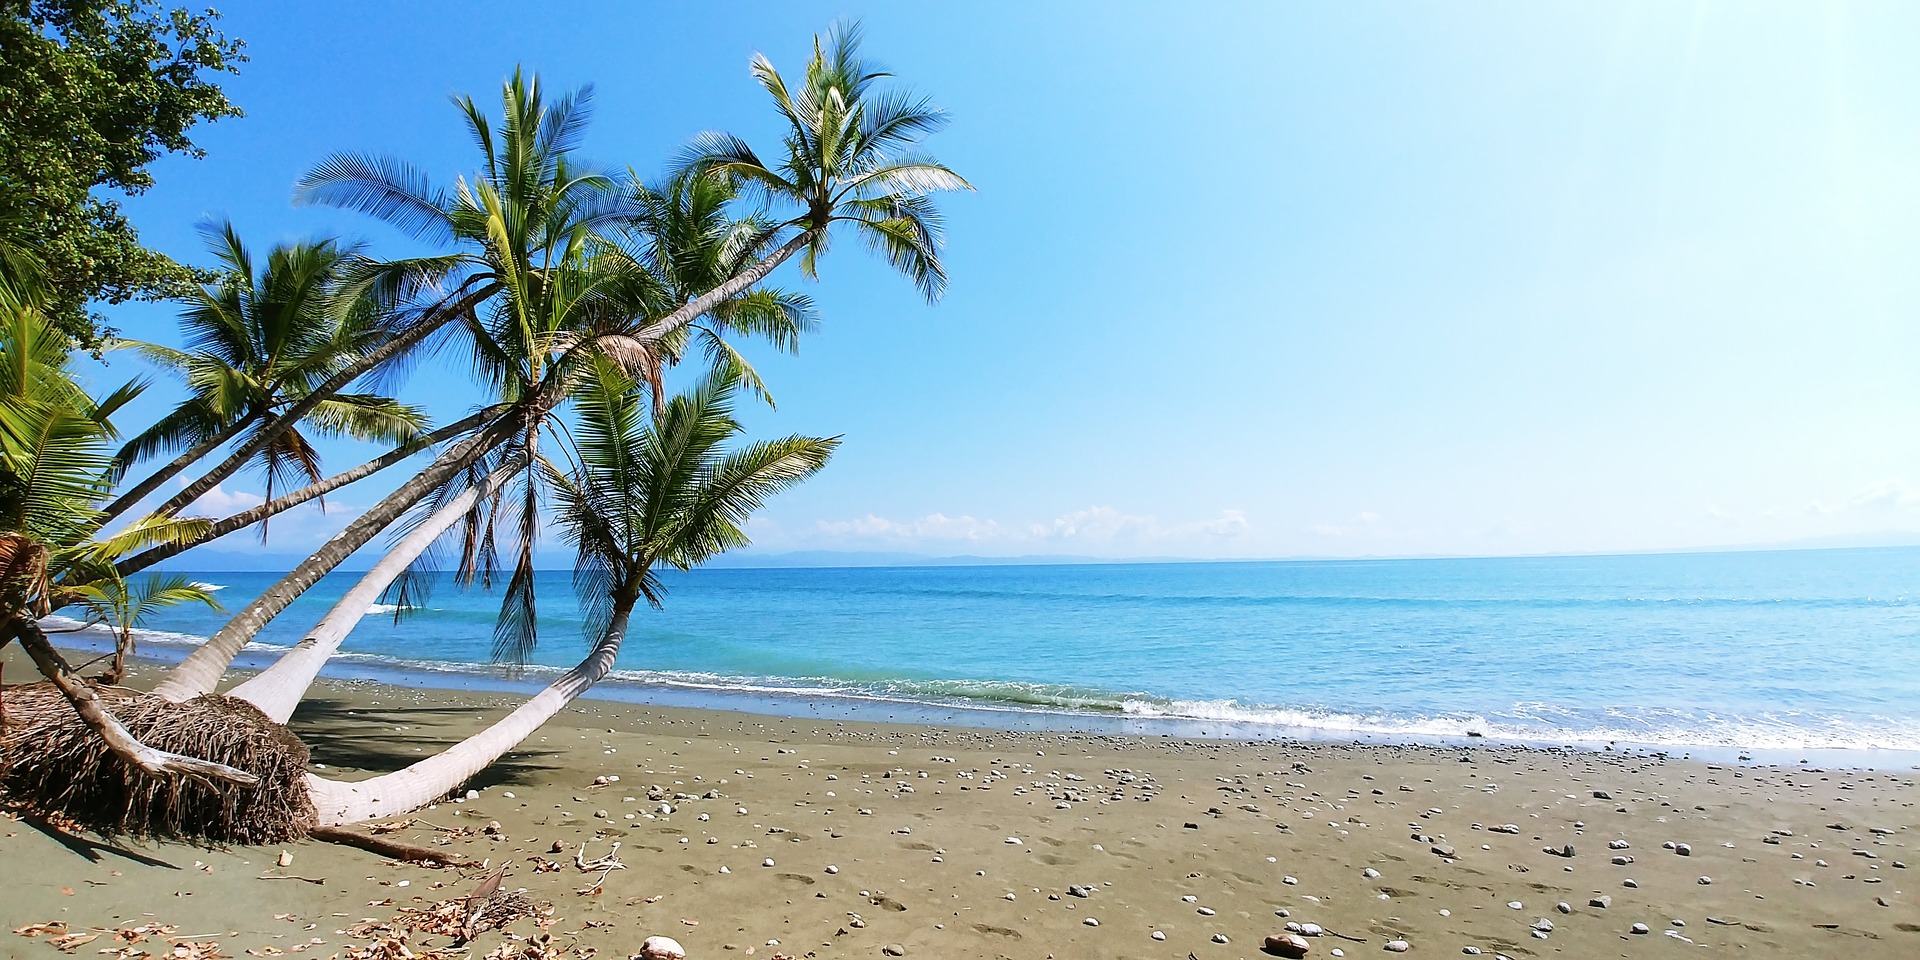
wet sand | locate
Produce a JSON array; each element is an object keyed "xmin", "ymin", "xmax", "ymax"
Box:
[{"xmin": 3, "ymin": 657, "xmax": 1918, "ymax": 959}]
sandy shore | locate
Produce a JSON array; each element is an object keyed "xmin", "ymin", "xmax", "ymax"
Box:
[{"xmin": 3, "ymin": 654, "xmax": 1918, "ymax": 960}]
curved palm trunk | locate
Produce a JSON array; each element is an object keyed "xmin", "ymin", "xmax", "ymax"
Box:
[
  {"xmin": 305, "ymin": 601, "xmax": 632, "ymax": 824},
  {"xmin": 628, "ymin": 232, "xmax": 810, "ymax": 345},
  {"xmin": 5, "ymin": 614, "xmax": 257, "ymax": 786},
  {"xmin": 97, "ymin": 418, "xmax": 251, "ymax": 526},
  {"xmin": 152, "ymin": 283, "xmax": 495, "ymax": 520},
  {"xmin": 148, "ymin": 416, "xmax": 516, "ymax": 703},
  {"xmin": 228, "ymin": 463, "xmax": 516, "ymax": 722},
  {"xmin": 116, "ymin": 406, "xmax": 505, "ymax": 578}
]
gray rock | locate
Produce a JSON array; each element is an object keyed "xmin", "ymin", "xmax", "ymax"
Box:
[
  {"xmin": 882, "ymin": 944, "xmax": 906, "ymax": 957},
  {"xmin": 1384, "ymin": 940, "xmax": 1411, "ymax": 953},
  {"xmin": 1589, "ymin": 895, "xmax": 1613, "ymax": 909},
  {"xmin": 1433, "ymin": 843, "xmax": 1457, "ymax": 858},
  {"xmin": 1630, "ymin": 923, "xmax": 1650, "ymax": 935},
  {"xmin": 1067, "ymin": 884, "xmax": 1094, "ymax": 898}
]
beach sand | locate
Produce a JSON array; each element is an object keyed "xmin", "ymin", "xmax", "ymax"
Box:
[{"xmin": 3, "ymin": 655, "xmax": 1917, "ymax": 959}]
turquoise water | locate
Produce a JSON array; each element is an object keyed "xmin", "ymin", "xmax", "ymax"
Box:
[{"xmin": 69, "ymin": 547, "xmax": 1920, "ymax": 760}]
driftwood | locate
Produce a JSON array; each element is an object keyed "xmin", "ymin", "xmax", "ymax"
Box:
[{"xmin": 308, "ymin": 824, "xmax": 468, "ymax": 866}]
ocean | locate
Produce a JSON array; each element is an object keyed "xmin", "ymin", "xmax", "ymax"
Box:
[{"xmin": 55, "ymin": 546, "xmax": 1920, "ymax": 765}]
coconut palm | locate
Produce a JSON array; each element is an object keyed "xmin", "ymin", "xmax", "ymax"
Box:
[
  {"xmin": 305, "ymin": 358, "xmax": 834, "ymax": 823},
  {"xmin": 629, "ymin": 19, "xmax": 971, "ymax": 348},
  {"xmin": 622, "ymin": 170, "xmax": 817, "ymax": 412},
  {"xmin": 0, "ymin": 274, "xmax": 254, "ymax": 787},
  {"xmin": 103, "ymin": 224, "xmax": 428, "ymax": 524},
  {"xmin": 156, "ymin": 69, "xmax": 654, "ymax": 706},
  {"xmin": 71, "ymin": 574, "xmax": 223, "ymax": 685}
]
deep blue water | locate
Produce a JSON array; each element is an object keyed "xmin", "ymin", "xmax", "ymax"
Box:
[{"xmin": 66, "ymin": 547, "xmax": 1920, "ymax": 759}]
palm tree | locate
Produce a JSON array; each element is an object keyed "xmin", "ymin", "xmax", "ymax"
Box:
[
  {"xmin": 630, "ymin": 19, "xmax": 971, "ymax": 347},
  {"xmin": 71, "ymin": 574, "xmax": 223, "ymax": 685},
  {"xmin": 305, "ymin": 358, "xmax": 834, "ymax": 823},
  {"xmin": 0, "ymin": 274, "xmax": 255, "ymax": 786},
  {"xmin": 153, "ymin": 69, "xmax": 650, "ymax": 704},
  {"xmin": 622, "ymin": 170, "xmax": 817, "ymax": 412},
  {"xmin": 103, "ymin": 224, "xmax": 428, "ymax": 524}
]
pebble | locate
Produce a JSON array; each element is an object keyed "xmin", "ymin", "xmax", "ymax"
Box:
[
  {"xmin": 1384, "ymin": 941, "xmax": 1410, "ymax": 953},
  {"xmin": 1697, "ymin": 876, "xmax": 1712, "ymax": 885},
  {"xmin": 1083, "ymin": 917, "xmax": 1099, "ymax": 927},
  {"xmin": 1507, "ymin": 901, "xmax": 1524, "ymax": 910},
  {"xmin": 1675, "ymin": 843, "xmax": 1692, "ymax": 856},
  {"xmin": 1363, "ymin": 867, "xmax": 1382, "ymax": 878},
  {"xmin": 1630, "ymin": 923, "xmax": 1650, "ymax": 935},
  {"xmin": 1589, "ymin": 895, "xmax": 1612, "ymax": 909},
  {"xmin": 762, "ymin": 858, "xmax": 775, "ymax": 867},
  {"xmin": 1151, "ymin": 931, "xmax": 1167, "ymax": 941},
  {"xmin": 1212, "ymin": 934, "xmax": 1231, "ymax": 944},
  {"xmin": 1531, "ymin": 919, "xmax": 1554, "ymax": 933},
  {"xmin": 825, "ymin": 865, "xmax": 839, "ymax": 874},
  {"xmin": 881, "ymin": 944, "xmax": 906, "ymax": 957},
  {"xmin": 639, "ymin": 936, "xmax": 686, "ymax": 960},
  {"xmin": 1264, "ymin": 933, "xmax": 1310, "ymax": 958},
  {"xmin": 1198, "ymin": 906, "xmax": 1217, "ymax": 916},
  {"xmin": 1554, "ymin": 901, "xmax": 1571, "ymax": 914}
]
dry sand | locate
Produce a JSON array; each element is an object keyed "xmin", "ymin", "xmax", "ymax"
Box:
[{"xmin": 3, "ymin": 657, "xmax": 1918, "ymax": 959}]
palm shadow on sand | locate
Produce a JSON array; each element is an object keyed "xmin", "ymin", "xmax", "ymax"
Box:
[{"xmin": 287, "ymin": 698, "xmax": 562, "ymax": 790}]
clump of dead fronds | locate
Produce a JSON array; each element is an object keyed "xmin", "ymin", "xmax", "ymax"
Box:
[{"xmin": 0, "ymin": 682, "xmax": 314, "ymax": 843}]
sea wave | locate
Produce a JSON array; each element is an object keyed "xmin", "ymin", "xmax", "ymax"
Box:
[{"xmin": 29, "ymin": 616, "xmax": 1920, "ymax": 755}]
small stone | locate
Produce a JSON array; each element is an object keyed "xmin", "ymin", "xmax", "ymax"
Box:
[
  {"xmin": 1152, "ymin": 931, "xmax": 1168, "ymax": 942},
  {"xmin": 483, "ymin": 820, "xmax": 502, "ymax": 835},
  {"xmin": 1531, "ymin": 919, "xmax": 1554, "ymax": 933},
  {"xmin": 881, "ymin": 944, "xmax": 906, "ymax": 957},
  {"xmin": 639, "ymin": 936, "xmax": 687, "ymax": 960},
  {"xmin": 1675, "ymin": 843, "xmax": 1692, "ymax": 856},
  {"xmin": 1383, "ymin": 941, "xmax": 1410, "ymax": 953},
  {"xmin": 1592, "ymin": 790, "xmax": 1612, "ymax": 799},
  {"xmin": 1555, "ymin": 901, "xmax": 1571, "ymax": 914},
  {"xmin": 277, "ymin": 851, "xmax": 294, "ymax": 868},
  {"xmin": 1198, "ymin": 906, "xmax": 1217, "ymax": 916},
  {"xmin": 1083, "ymin": 917, "xmax": 1099, "ymax": 927},
  {"xmin": 1589, "ymin": 895, "xmax": 1612, "ymax": 909},
  {"xmin": 1212, "ymin": 934, "xmax": 1231, "ymax": 944},
  {"xmin": 550, "ymin": 840, "xmax": 568, "ymax": 853},
  {"xmin": 1363, "ymin": 868, "xmax": 1382, "ymax": 879},
  {"xmin": 762, "ymin": 858, "xmax": 775, "ymax": 867},
  {"xmin": 1623, "ymin": 879, "xmax": 1638, "ymax": 888},
  {"xmin": 1068, "ymin": 884, "xmax": 1093, "ymax": 898},
  {"xmin": 1630, "ymin": 923, "xmax": 1650, "ymax": 935},
  {"xmin": 1608, "ymin": 839, "xmax": 1629, "ymax": 850},
  {"xmin": 1507, "ymin": 901, "xmax": 1523, "ymax": 910},
  {"xmin": 1432, "ymin": 844, "xmax": 1457, "ymax": 858},
  {"xmin": 1462, "ymin": 948, "xmax": 1481, "ymax": 956},
  {"xmin": 826, "ymin": 865, "xmax": 840, "ymax": 875},
  {"xmin": 1610, "ymin": 855, "xmax": 1633, "ymax": 865},
  {"xmin": 1264, "ymin": 933, "xmax": 1309, "ymax": 958}
]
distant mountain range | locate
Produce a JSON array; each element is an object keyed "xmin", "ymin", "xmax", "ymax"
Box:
[{"xmin": 152, "ymin": 533, "xmax": 1920, "ymax": 573}]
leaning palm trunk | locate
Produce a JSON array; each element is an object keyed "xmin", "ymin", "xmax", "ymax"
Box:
[
  {"xmin": 229, "ymin": 463, "xmax": 517, "ymax": 722},
  {"xmin": 626, "ymin": 232, "xmax": 811, "ymax": 345},
  {"xmin": 149, "ymin": 415, "xmax": 517, "ymax": 702},
  {"xmin": 115, "ymin": 406, "xmax": 505, "ymax": 578},
  {"xmin": 305, "ymin": 602, "xmax": 632, "ymax": 824},
  {"xmin": 97, "ymin": 418, "xmax": 251, "ymax": 526}
]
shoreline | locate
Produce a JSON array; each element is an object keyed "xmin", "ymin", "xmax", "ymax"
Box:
[
  {"xmin": 5, "ymin": 652, "xmax": 1918, "ymax": 959},
  {"xmin": 35, "ymin": 619, "xmax": 1920, "ymax": 771}
]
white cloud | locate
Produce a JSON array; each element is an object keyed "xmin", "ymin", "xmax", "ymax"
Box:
[{"xmin": 808, "ymin": 505, "xmax": 1250, "ymax": 554}]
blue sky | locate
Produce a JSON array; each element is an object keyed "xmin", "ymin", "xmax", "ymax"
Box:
[{"xmin": 95, "ymin": 1, "xmax": 1920, "ymax": 562}]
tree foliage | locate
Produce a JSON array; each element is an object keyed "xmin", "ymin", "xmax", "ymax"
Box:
[{"xmin": 0, "ymin": 0, "xmax": 244, "ymax": 343}]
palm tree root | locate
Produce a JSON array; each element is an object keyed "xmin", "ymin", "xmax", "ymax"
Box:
[{"xmin": 0, "ymin": 683, "xmax": 315, "ymax": 843}]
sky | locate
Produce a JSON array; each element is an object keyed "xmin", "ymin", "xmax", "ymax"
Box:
[{"xmin": 90, "ymin": 0, "xmax": 1920, "ymax": 564}]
